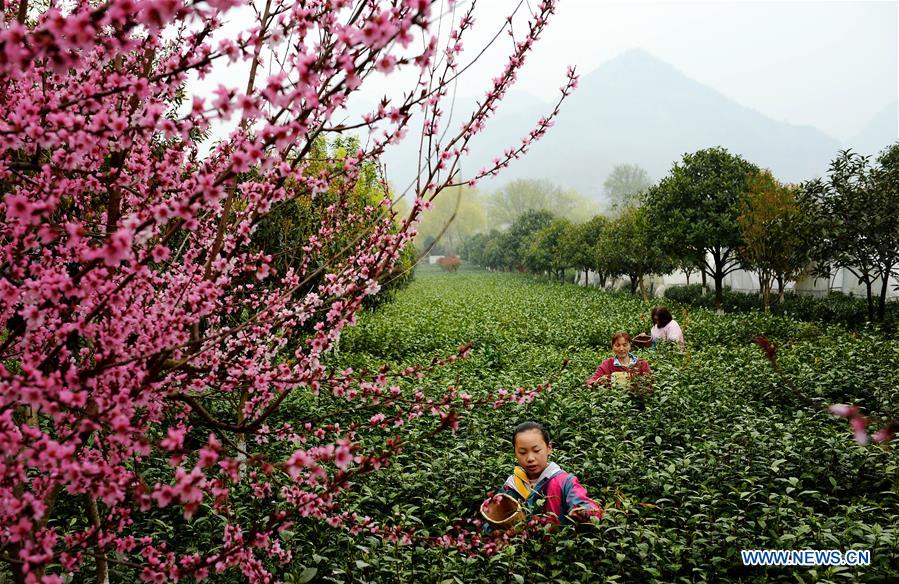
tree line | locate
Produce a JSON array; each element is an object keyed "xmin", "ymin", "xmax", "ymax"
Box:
[{"xmin": 461, "ymin": 145, "xmax": 899, "ymax": 322}]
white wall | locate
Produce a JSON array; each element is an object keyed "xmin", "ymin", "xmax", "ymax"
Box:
[{"xmin": 575, "ymin": 260, "xmax": 899, "ymax": 300}]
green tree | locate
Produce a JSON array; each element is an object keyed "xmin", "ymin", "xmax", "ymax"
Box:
[
  {"xmin": 737, "ymin": 170, "xmax": 817, "ymax": 310},
  {"xmin": 488, "ymin": 179, "xmax": 597, "ymax": 225},
  {"xmin": 805, "ymin": 146, "xmax": 899, "ymax": 322},
  {"xmin": 484, "ymin": 232, "xmax": 514, "ymax": 271},
  {"xmin": 871, "ymin": 142, "xmax": 899, "ymax": 318},
  {"xmin": 603, "ymin": 163, "xmax": 652, "ymax": 214},
  {"xmin": 560, "ymin": 215, "xmax": 609, "ymax": 286},
  {"xmin": 526, "ymin": 217, "xmax": 574, "ymax": 280},
  {"xmin": 595, "ymin": 206, "xmax": 672, "ymax": 300},
  {"xmin": 460, "ymin": 231, "xmax": 493, "ymax": 265},
  {"xmin": 414, "ymin": 186, "xmax": 487, "ymax": 254},
  {"xmin": 504, "ymin": 209, "xmax": 555, "ymax": 271},
  {"xmin": 643, "ymin": 147, "xmax": 759, "ymax": 310}
]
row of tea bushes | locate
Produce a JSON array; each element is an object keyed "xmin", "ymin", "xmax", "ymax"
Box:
[{"xmin": 281, "ymin": 270, "xmax": 899, "ymax": 582}]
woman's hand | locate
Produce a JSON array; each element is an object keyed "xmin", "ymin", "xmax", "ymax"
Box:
[{"xmin": 568, "ymin": 506, "xmax": 603, "ymax": 523}]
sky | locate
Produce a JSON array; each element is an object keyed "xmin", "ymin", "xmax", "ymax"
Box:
[
  {"xmin": 199, "ymin": 0, "xmax": 898, "ymax": 147},
  {"xmin": 408, "ymin": 0, "xmax": 899, "ymax": 141}
]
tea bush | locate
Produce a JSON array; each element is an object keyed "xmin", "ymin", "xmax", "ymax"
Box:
[
  {"xmin": 293, "ymin": 269, "xmax": 898, "ymax": 583},
  {"xmin": 664, "ymin": 284, "xmax": 899, "ymax": 333}
]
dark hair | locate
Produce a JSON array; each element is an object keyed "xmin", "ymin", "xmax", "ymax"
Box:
[
  {"xmin": 654, "ymin": 306, "xmax": 673, "ymax": 328},
  {"xmin": 512, "ymin": 421, "xmax": 550, "ymax": 447},
  {"xmin": 611, "ymin": 330, "xmax": 631, "ymax": 346}
]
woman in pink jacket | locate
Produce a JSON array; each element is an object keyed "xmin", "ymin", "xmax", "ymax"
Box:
[
  {"xmin": 650, "ymin": 305, "xmax": 685, "ymax": 350},
  {"xmin": 486, "ymin": 422, "xmax": 603, "ymax": 526},
  {"xmin": 585, "ymin": 331, "xmax": 652, "ymax": 388}
]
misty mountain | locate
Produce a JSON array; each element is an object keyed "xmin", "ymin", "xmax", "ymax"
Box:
[
  {"xmin": 846, "ymin": 101, "xmax": 898, "ymax": 158},
  {"xmin": 380, "ymin": 49, "xmax": 845, "ymax": 202}
]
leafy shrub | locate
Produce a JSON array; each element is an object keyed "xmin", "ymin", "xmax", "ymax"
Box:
[
  {"xmin": 318, "ymin": 270, "xmax": 899, "ymax": 582},
  {"xmin": 437, "ymin": 255, "xmax": 462, "ymax": 272},
  {"xmin": 665, "ymin": 285, "xmax": 899, "ymax": 334}
]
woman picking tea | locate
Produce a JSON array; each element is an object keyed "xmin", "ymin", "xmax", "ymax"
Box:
[{"xmin": 482, "ymin": 422, "xmax": 602, "ymax": 527}]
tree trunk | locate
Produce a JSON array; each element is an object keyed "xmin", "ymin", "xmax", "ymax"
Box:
[
  {"xmin": 17, "ymin": 0, "xmax": 29, "ymax": 24},
  {"xmin": 236, "ymin": 388, "xmax": 248, "ymax": 477},
  {"xmin": 878, "ymin": 272, "xmax": 889, "ymax": 323},
  {"xmin": 629, "ymin": 275, "xmax": 638, "ymax": 295},
  {"xmin": 759, "ymin": 272, "xmax": 771, "ymax": 312},
  {"xmin": 864, "ymin": 279, "xmax": 874, "ymax": 322},
  {"xmin": 701, "ymin": 269, "xmax": 708, "ymax": 293},
  {"xmin": 638, "ymin": 275, "xmax": 648, "ymax": 301},
  {"xmin": 714, "ymin": 271, "xmax": 725, "ymax": 314},
  {"xmin": 86, "ymin": 496, "xmax": 111, "ymax": 584}
]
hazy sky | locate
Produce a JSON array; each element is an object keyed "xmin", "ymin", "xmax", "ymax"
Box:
[
  {"xmin": 425, "ymin": 0, "xmax": 898, "ymax": 141},
  {"xmin": 201, "ymin": 0, "xmax": 897, "ymax": 145}
]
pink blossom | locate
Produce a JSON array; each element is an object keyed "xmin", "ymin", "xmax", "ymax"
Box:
[
  {"xmin": 828, "ymin": 404, "xmax": 857, "ymax": 418},
  {"xmin": 0, "ymin": 0, "xmax": 568, "ymax": 577},
  {"xmin": 161, "ymin": 426, "xmax": 187, "ymax": 451},
  {"xmin": 99, "ymin": 229, "xmax": 133, "ymax": 266},
  {"xmin": 334, "ymin": 445, "xmax": 352, "ymax": 470},
  {"xmin": 850, "ymin": 415, "xmax": 869, "ymax": 445},
  {"xmin": 151, "ymin": 245, "xmax": 171, "ymax": 263},
  {"xmin": 5, "ymin": 194, "xmax": 37, "ymax": 224},
  {"xmin": 375, "ymin": 55, "xmax": 397, "ymax": 74},
  {"xmin": 872, "ymin": 427, "xmax": 895, "ymax": 444}
]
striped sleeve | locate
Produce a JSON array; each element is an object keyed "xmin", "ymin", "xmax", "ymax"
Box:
[{"xmin": 562, "ymin": 475, "xmax": 603, "ymax": 518}]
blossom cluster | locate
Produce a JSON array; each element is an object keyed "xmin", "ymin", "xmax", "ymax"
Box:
[
  {"xmin": 0, "ymin": 0, "xmax": 570, "ymax": 581},
  {"xmin": 752, "ymin": 338, "xmax": 895, "ymax": 447}
]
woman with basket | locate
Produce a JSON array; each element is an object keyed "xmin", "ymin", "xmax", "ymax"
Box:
[{"xmin": 481, "ymin": 422, "xmax": 603, "ymax": 530}]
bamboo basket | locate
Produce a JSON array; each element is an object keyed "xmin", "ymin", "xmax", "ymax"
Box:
[{"xmin": 480, "ymin": 493, "xmax": 526, "ymax": 528}]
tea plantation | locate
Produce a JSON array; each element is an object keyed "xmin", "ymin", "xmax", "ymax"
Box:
[{"xmin": 288, "ymin": 267, "xmax": 899, "ymax": 583}]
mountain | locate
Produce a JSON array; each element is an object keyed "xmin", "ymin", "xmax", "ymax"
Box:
[
  {"xmin": 845, "ymin": 101, "xmax": 898, "ymax": 157},
  {"xmin": 380, "ymin": 49, "xmax": 844, "ymax": 202}
]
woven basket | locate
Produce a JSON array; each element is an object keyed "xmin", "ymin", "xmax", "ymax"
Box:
[
  {"xmin": 480, "ymin": 493, "xmax": 526, "ymax": 528},
  {"xmin": 632, "ymin": 333, "xmax": 652, "ymax": 349}
]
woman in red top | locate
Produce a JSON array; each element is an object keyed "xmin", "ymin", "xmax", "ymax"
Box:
[{"xmin": 586, "ymin": 331, "xmax": 651, "ymax": 388}]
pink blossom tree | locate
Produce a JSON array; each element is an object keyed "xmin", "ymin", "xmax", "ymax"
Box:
[{"xmin": 0, "ymin": 0, "xmax": 576, "ymax": 581}]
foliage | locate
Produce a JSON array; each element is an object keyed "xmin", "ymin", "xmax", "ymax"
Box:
[
  {"xmin": 559, "ymin": 215, "xmax": 609, "ymax": 287},
  {"xmin": 465, "ymin": 210, "xmax": 556, "ymax": 272},
  {"xmin": 437, "ymin": 255, "xmax": 462, "ymax": 272},
  {"xmin": 251, "ymin": 135, "xmax": 414, "ymax": 309},
  {"xmin": 602, "ymin": 163, "xmax": 651, "ymax": 214},
  {"xmin": 414, "ymin": 186, "xmax": 487, "ymax": 255},
  {"xmin": 595, "ymin": 206, "xmax": 672, "ymax": 299},
  {"xmin": 737, "ymin": 170, "xmax": 816, "ymax": 310},
  {"xmin": 803, "ymin": 144, "xmax": 899, "ymax": 323},
  {"xmin": 366, "ymin": 241, "xmax": 418, "ymax": 308},
  {"xmin": 482, "ymin": 232, "xmax": 516, "ymax": 271},
  {"xmin": 322, "ymin": 269, "xmax": 899, "ymax": 582},
  {"xmin": 664, "ymin": 285, "xmax": 899, "ymax": 334},
  {"xmin": 525, "ymin": 218, "xmax": 573, "ymax": 279},
  {"xmin": 643, "ymin": 147, "xmax": 760, "ymax": 310},
  {"xmin": 460, "ymin": 230, "xmax": 494, "ymax": 266},
  {"xmin": 487, "ymin": 179, "xmax": 597, "ymax": 226}
]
